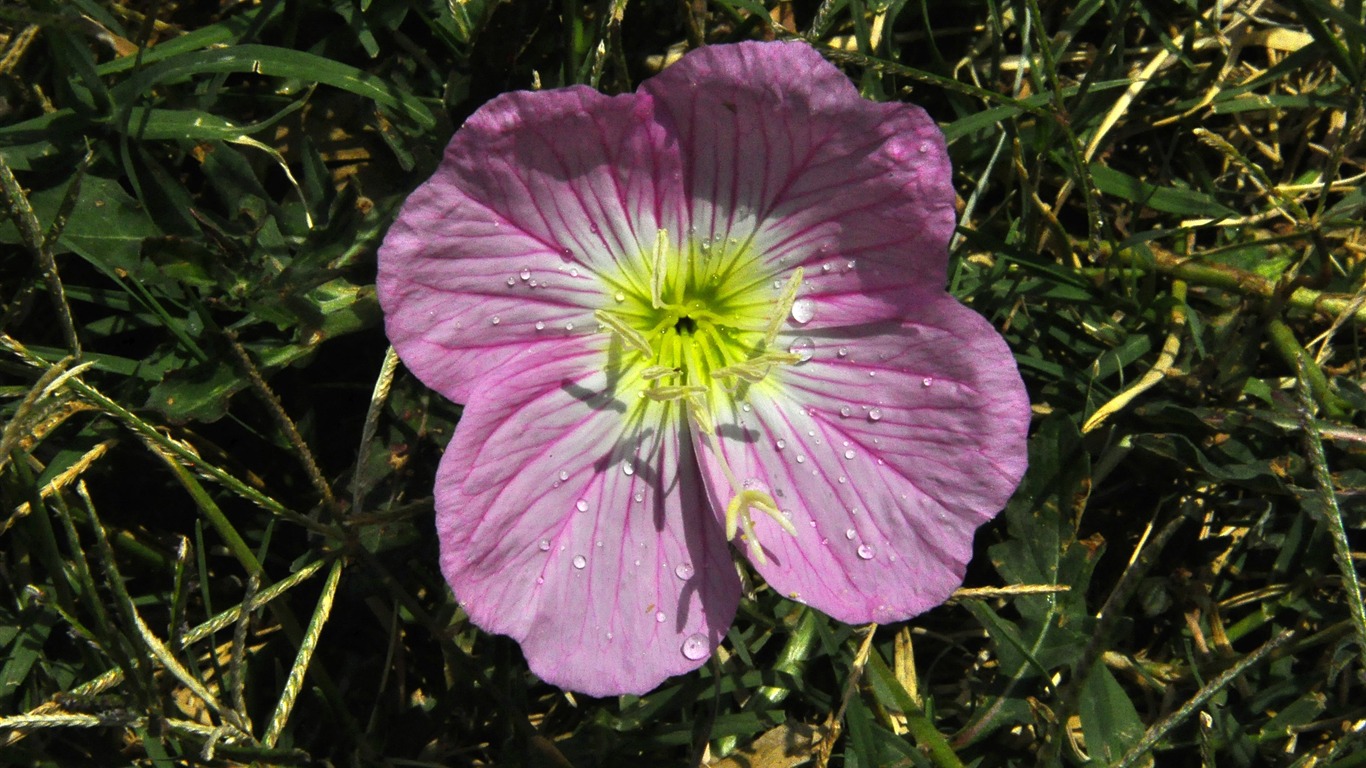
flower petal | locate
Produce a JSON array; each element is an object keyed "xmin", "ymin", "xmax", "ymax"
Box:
[
  {"xmin": 696, "ymin": 293, "xmax": 1028, "ymax": 623},
  {"xmin": 378, "ymin": 86, "xmax": 683, "ymax": 401},
  {"xmin": 436, "ymin": 338, "xmax": 738, "ymax": 696},
  {"xmin": 643, "ymin": 42, "xmax": 955, "ymax": 316}
]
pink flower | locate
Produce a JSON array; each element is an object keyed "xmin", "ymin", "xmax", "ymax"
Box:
[{"xmin": 377, "ymin": 41, "xmax": 1029, "ymax": 696}]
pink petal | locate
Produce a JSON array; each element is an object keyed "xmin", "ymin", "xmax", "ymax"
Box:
[
  {"xmin": 436, "ymin": 337, "xmax": 738, "ymax": 696},
  {"xmin": 378, "ymin": 86, "xmax": 683, "ymax": 402},
  {"xmin": 644, "ymin": 42, "xmax": 955, "ymax": 318},
  {"xmin": 694, "ymin": 293, "xmax": 1029, "ymax": 624}
]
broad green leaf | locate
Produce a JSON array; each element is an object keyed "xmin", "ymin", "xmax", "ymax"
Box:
[{"xmin": 1078, "ymin": 661, "xmax": 1144, "ymax": 764}]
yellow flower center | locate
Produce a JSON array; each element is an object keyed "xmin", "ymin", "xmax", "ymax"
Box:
[{"xmin": 595, "ymin": 230, "xmax": 803, "ymax": 561}]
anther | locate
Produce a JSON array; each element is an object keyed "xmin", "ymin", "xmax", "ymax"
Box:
[
  {"xmin": 650, "ymin": 229, "xmax": 669, "ymax": 310},
  {"xmin": 762, "ymin": 267, "xmax": 805, "ymax": 348},
  {"xmin": 714, "ymin": 350, "xmax": 804, "ymax": 384},
  {"xmin": 595, "ymin": 309, "xmax": 653, "ymax": 356}
]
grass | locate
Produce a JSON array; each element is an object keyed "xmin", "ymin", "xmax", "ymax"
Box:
[{"xmin": 1, "ymin": 0, "xmax": 1364, "ymax": 765}]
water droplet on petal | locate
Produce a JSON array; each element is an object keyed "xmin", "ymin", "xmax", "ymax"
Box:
[
  {"xmin": 623, "ymin": 463, "xmax": 635, "ymax": 476},
  {"xmin": 837, "ymin": 347, "xmax": 848, "ymax": 358},
  {"xmin": 572, "ymin": 554, "xmax": 587, "ymax": 569},
  {"xmin": 776, "ymin": 439, "xmax": 786, "ymax": 450},
  {"xmin": 559, "ymin": 470, "xmax": 569, "ymax": 481},
  {"xmin": 655, "ymin": 611, "xmax": 666, "ymax": 623},
  {"xmin": 868, "ymin": 408, "xmax": 883, "ymax": 422},
  {"xmin": 506, "ymin": 277, "xmax": 516, "ymax": 286},
  {"xmin": 788, "ymin": 337, "xmax": 815, "ymax": 363},
  {"xmin": 675, "ymin": 563, "xmax": 694, "ymax": 580},
  {"xmin": 857, "ymin": 544, "xmax": 875, "ymax": 560},
  {"xmin": 614, "ymin": 291, "xmax": 626, "ymax": 303},
  {"xmin": 918, "ymin": 142, "xmax": 930, "ymax": 153},
  {"xmin": 490, "ymin": 316, "xmax": 500, "ymax": 325},
  {"xmin": 535, "ymin": 321, "xmax": 545, "ymax": 330},
  {"xmin": 634, "ymin": 491, "xmax": 644, "ymax": 503},
  {"xmin": 796, "ymin": 454, "xmax": 806, "ymax": 464},
  {"xmin": 741, "ymin": 403, "xmax": 751, "ymax": 412},
  {"xmin": 569, "ymin": 267, "xmax": 579, "ymax": 277},
  {"xmin": 520, "ymin": 268, "xmax": 531, "ymax": 281},
  {"xmin": 538, "ymin": 539, "xmax": 551, "ymax": 551},
  {"xmin": 575, "ymin": 499, "xmax": 589, "ymax": 513},
  {"xmin": 791, "ymin": 298, "xmax": 815, "ymax": 324},
  {"xmin": 844, "ymin": 449, "xmax": 855, "ymax": 459},
  {"xmin": 565, "ymin": 322, "xmax": 575, "ymax": 331},
  {"xmin": 839, "ymin": 406, "xmax": 851, "ymax": 418},
  {"xmin": 845, "ymin": 528, "xmax": 856, "ymax": 540},
  {"xmin": 922, "ymin": 377, "xmax": 934, "ymax": 387},
  {"xmin": 681, "ymin": 633, "xmax": 708, "ymax": 660}
]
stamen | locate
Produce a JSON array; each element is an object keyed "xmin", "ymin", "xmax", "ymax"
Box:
[
  {"xmin": 595, "ymin": 310, "xmax": 653, "ymax": 356},
  {"xmin": 762, "ymin": 267, "xmax": 805, "ymax": 348},
  {"xmin": 644, "ymin": 384, "xmax": 708, "ymax": 402},
  {"xmin": 650, "ymin": 229, "xmax": 668, "ymax": 310},
  {"xmin": 640, "ymin": 365, "xmax": 680, "ymax": 380},
  {"xmin": 714, "ymin": 350, "xmax": 804, "ymax": 384}
]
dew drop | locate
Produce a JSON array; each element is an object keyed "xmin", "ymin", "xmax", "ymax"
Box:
[
  {"xmin": 559, "ymin": 470, "xmax": 568, "ymax": 481},
  {"xmin": 528, "ymin": 279, "xmax": 538, "ymax": 287},
  {"xmin": 535, "ymin": 321, "xmax": 545, "ymax": 330},
  {"xmin": 741, "ymin": 402, "xmax": 752, "ymax": 412},
  {"xmin": 614, "ymin": 291, "xmax": 626, "ymax": 302},
  {"xmin": 773, "ymin": 279, "xmax": 783, "ymax": 289},
  {"xmin": 868, "ymin": 408, "xmax": 883, "ymax": 422},
  {"xmin": 572, "ymin": 554, "xmax": 587, "ymax": 569},
  {"xmin": 857, "ymin": 544, "xmax": 875, "ymax": 560},
  {"xmin": 633, "ymin": 491, "xmax": 644, "ymax": 503},
  {"xmin": 845, "ymin": 528, "xmax": 856, "ymax": 540},
  {"xmin": 839, "ymin": 406, "xmax": 851, "ymax": 418},
  {"xmin": 538, "ymin": 539, "xmax": 551, "ymax": 551},
  {"xmin": 790, "ymin": 298, "xmax": 815, "ymax": 324},
  {"xmin": 788, "ymin": 337, "xmax": 815, "ymax": 363},
  {"xmin": 837, "ymin": 347, "xmax": 848, "ymax": 358},
  {"xmin": 565, "ymin": 322, "xmax": 575, "ymax": 331},
  {"xmin": 575, "ymin": 499, "xmax": 589, "ymax": 513},
  {"xmin": 506, "ymin": 277, "xmax": 515, "ymax": 286},
  {"xmin": 536, "ymin": 576, "xmax": 544, "ymax": 584},
  {"xmin": 918, "ymin": 142, "xmax": 930, "ymax": 153},
  {"xmin": 569, "ymin": 267, "xmax": 579, "ymax": 277},
  {"xmin": 775, "ymin": 439, "xmax": 786, "ymax": 450},
  {"xmin": 844, "ymin": 449, "xmax": 855, "ymax": 459},
  {"xmin": 675, "ymin": 563, "xmax": 694, "ymax": 580},
  {"xmin": 795, "ymin": 454, "xmax": 806, "ymax": 464},
  {"xmin": 681, "ymin": 633, "xmax": 708, "ymax": 660},
  {"xmin": 656, "ymin": 611, "xmax": 667, "ymax": 623},
  {"xmin": 821, "ymin": 263, "xmax": 831, "ymax": 273},
  {"xmin": 560, "ymin": 247, "xmax": 574, "ymax": 258},
  {"xmin": 490, "ymin": 316, "xmax": 500, "ymax": 325},
  {"xmin": 520, "ymin": 268, "xmax": 531, "ymax": 281},
  {"xmin": 922, "ymin": 377, "xmax": 934, "ymax": 387},
  {"xmin": 838, "ymin": 476, "xmax": 847, "ymax": 484}
]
